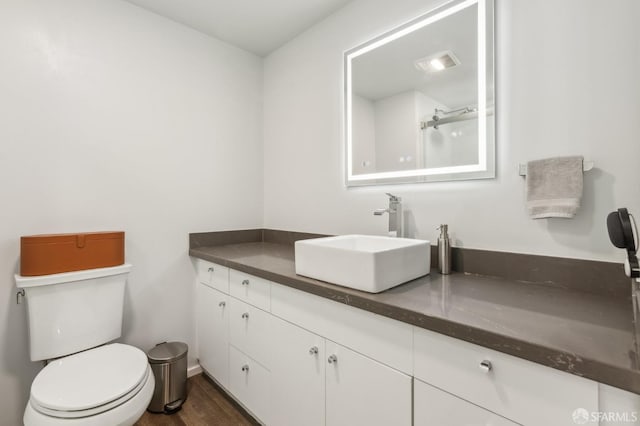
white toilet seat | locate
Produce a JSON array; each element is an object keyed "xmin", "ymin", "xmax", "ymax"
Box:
[
  {"xmin": 24, "ymin": 344, "xmax": 155, "ymax": 426},
  {"xmin": 31, "ymin": 366, "xmax": 151, "ymax": 418}
]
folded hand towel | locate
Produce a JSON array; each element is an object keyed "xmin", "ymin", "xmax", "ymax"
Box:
[{"xmin": 526, "ymin": 156, "xmax": 584, "ymax": 219}]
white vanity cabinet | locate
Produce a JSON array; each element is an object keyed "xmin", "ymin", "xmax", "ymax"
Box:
[
  {"xmin": 194, "ymin": 258, "xmax": 639, "ymax": 426},
  {"xmin": 195, "ymin": 260, "xmax": 413, "ymax": 425},
  {"xmin": 196, "ymin": 260, "xmax": 274, "ymax": 422}
]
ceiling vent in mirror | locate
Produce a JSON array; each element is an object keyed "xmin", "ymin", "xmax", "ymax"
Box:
[{"xmin": 414, "ymin": 50, "xmax": 460, "ymax": 73}]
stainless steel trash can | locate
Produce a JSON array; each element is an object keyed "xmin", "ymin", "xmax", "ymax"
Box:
[{"xmin": 147, "ymin": 341, "xmax": 188, "ymax": 413}]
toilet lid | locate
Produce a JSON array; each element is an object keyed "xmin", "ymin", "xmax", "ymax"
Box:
[{"xmin": 31, "ymin": 343, "xmax": 148, "ymax": 412}]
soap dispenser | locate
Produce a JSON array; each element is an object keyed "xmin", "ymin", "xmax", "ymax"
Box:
[{"xmin": 437, "ymin": 224, "xmax": 451, "ymax": 275}]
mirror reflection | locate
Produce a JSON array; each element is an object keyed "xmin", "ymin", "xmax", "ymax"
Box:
[{"xmin": 345, "ymin": 0, "xmax": 494, "ymax": 185}]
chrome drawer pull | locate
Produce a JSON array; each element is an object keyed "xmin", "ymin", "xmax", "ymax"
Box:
[
  {"xmin": 480, "ymin": 360, "xmax": 492, "ymax": 372},
  {"xmin": 242, "ymin": 312, "xmax": 249, "ymax": 319},
  {"xmin": 218, "ymin": 301, "xmax": 226, "ymax": 308},
  {"xmin": 208, "ymin": 267, "xmax": 214, "ymax": 272},
  {"xmin": 241, "ymin": 364, "xmax": 249, "ymax": 372},
  {"xmin": 309, "ymin": 346, "xmax": 319, "ymax": 355},
  {"xmin": 242, "ymin": 279, "xmax": 250, "ymax": 286},
  {"xmin": 328, "ymin": 354, "xmax": 338, "ymax": 364}
]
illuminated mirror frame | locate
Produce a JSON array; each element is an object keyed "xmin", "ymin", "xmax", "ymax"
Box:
[{"xmin": 344, "ymin": 0, "xmax": 495, "ymax": 186}]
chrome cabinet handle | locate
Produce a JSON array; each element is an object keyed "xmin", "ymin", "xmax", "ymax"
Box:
[
  {"xmin": 242, "ymin": 279, "xmax": 250, "ymax": 286},
  {"xmin": 242, "ymin": 312, "xmax": 249, "ymax": 319},
  {"xmin": 328, "ymin": 354, "xmax": 338, "ymax": 364},
  {"xmin": 218, "ymin": 301, "xmax": 226, "ymax": 307},
  {"xmin": 480, "ymin": 360, "xmax": 492, "ymax": 372},
  {"xmin": 309, "ymin": 346, "xmax": 319, "ymax": 355},
  {"xmin": 241, "ymin": 364, "xmax": 249, "ymax": 372},
  {"xmin": 208, "ymin": 267, "xmax": 214, "ymax": 272}
]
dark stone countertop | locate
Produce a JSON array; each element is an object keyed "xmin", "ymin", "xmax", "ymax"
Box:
[{"xmin": 190, "ymin": 241, "xmax": 640, "ymax": 394}]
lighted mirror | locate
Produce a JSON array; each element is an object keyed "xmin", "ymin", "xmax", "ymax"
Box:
[{"xmin": 345, "ymin": 0, "xmax": 495, "ymax": 186}]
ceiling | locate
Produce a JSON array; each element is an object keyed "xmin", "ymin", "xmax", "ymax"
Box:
[{"xmin": 124, "ymin": 0, "xmax": 352, "ymax": 56}]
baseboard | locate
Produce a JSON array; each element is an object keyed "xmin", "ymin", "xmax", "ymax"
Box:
[{"xmin": 187, "ymin": 364, "xmax": 203, "ymax": 378}]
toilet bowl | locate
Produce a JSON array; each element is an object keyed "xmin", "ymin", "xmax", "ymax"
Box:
[{"xmin": 23, "ymin": 343, "xmax": 154, "ymax": 426}]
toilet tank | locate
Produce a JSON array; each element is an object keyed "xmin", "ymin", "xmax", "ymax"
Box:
[{"xmin": 15, "ymin": 264, "xmax": 132, "ymax": 361}]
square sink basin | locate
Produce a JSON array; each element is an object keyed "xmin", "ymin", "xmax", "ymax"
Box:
[{"xmin": 295, "ymin": 235, "xmax": 430, "ymax": 293}]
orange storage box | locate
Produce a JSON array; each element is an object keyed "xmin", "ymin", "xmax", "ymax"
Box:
[{"xmin": 20, "ymin": 231, "xmax": 125, "ymax": 276}]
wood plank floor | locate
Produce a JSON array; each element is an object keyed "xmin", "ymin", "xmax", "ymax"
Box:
[{"xmin": 135, "ymin": 374, "xmax": 258, "ymax": 426}]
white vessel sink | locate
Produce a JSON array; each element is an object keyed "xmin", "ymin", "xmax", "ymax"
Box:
[{"xmin": 295, "ymin": 235, "xmax": 430, "ymax": 293}]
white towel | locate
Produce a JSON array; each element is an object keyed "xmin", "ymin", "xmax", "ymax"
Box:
[{"xmin": 526, "ymin": 156, "xmax": 584, "ymax": 219}]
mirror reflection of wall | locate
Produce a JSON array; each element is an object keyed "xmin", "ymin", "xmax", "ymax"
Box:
[{"xmin": 346, "ymin": 0, "xmax": 494, "ymax": 185}]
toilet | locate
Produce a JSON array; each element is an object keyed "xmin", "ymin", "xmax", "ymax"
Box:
[{"xmin": 15, "ymin": 264, "xmax": 154, "ymax": 426}]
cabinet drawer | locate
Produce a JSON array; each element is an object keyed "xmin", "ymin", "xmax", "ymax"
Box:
[
  {"xmin": 229, "ymin": 297, "xmax": 272, "ymax": 368},
  {"xmin": 414, "ymin": 327, "xmax": 598, "ymax": 425},
  {"xmin": 271, "ymin": 284, "xmax": 412, "ymax": 375},
  {"xmin": 229, "ymin": 345, "xmax": 271, "ymax": 424},
  {"xmin": 230, "ymin": 269, "xmax": 271, "ymax": 311},
  {"xmin": 197, "ymin": 260, "xmax": 229, "ymax": 293},
  {"xmin": 414, "ymin": 379, "xmax": 518, "ymax": 426}
]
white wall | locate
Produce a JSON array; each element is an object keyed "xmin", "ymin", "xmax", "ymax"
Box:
[
  {"xmin": 263, "ymin": 0, "xmax": 640, "ymax": 262},
  {"xmin": 0, "ymin": 0, "xmax": 263, "ymax": 423}
]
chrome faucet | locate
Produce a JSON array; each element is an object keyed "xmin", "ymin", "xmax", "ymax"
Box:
[{"xmin": 374, "ymin": 193, "xmax": 403, "ymax": 237}]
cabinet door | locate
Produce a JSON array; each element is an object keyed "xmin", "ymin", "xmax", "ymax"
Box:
[
  {"xmin": 325, "ymin": 341, "xmax": 411, "ymax": 426},
  {"xmin": 270, "ymin": 317, "xmax": 325, "ymax": 426},
  {"xmin": 415, "ymin": 379, "xmax": 519, "ymax": 426},
  {"xmin": 196, "ymin": 283, "xmax": 229, "ymax": 388}
]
